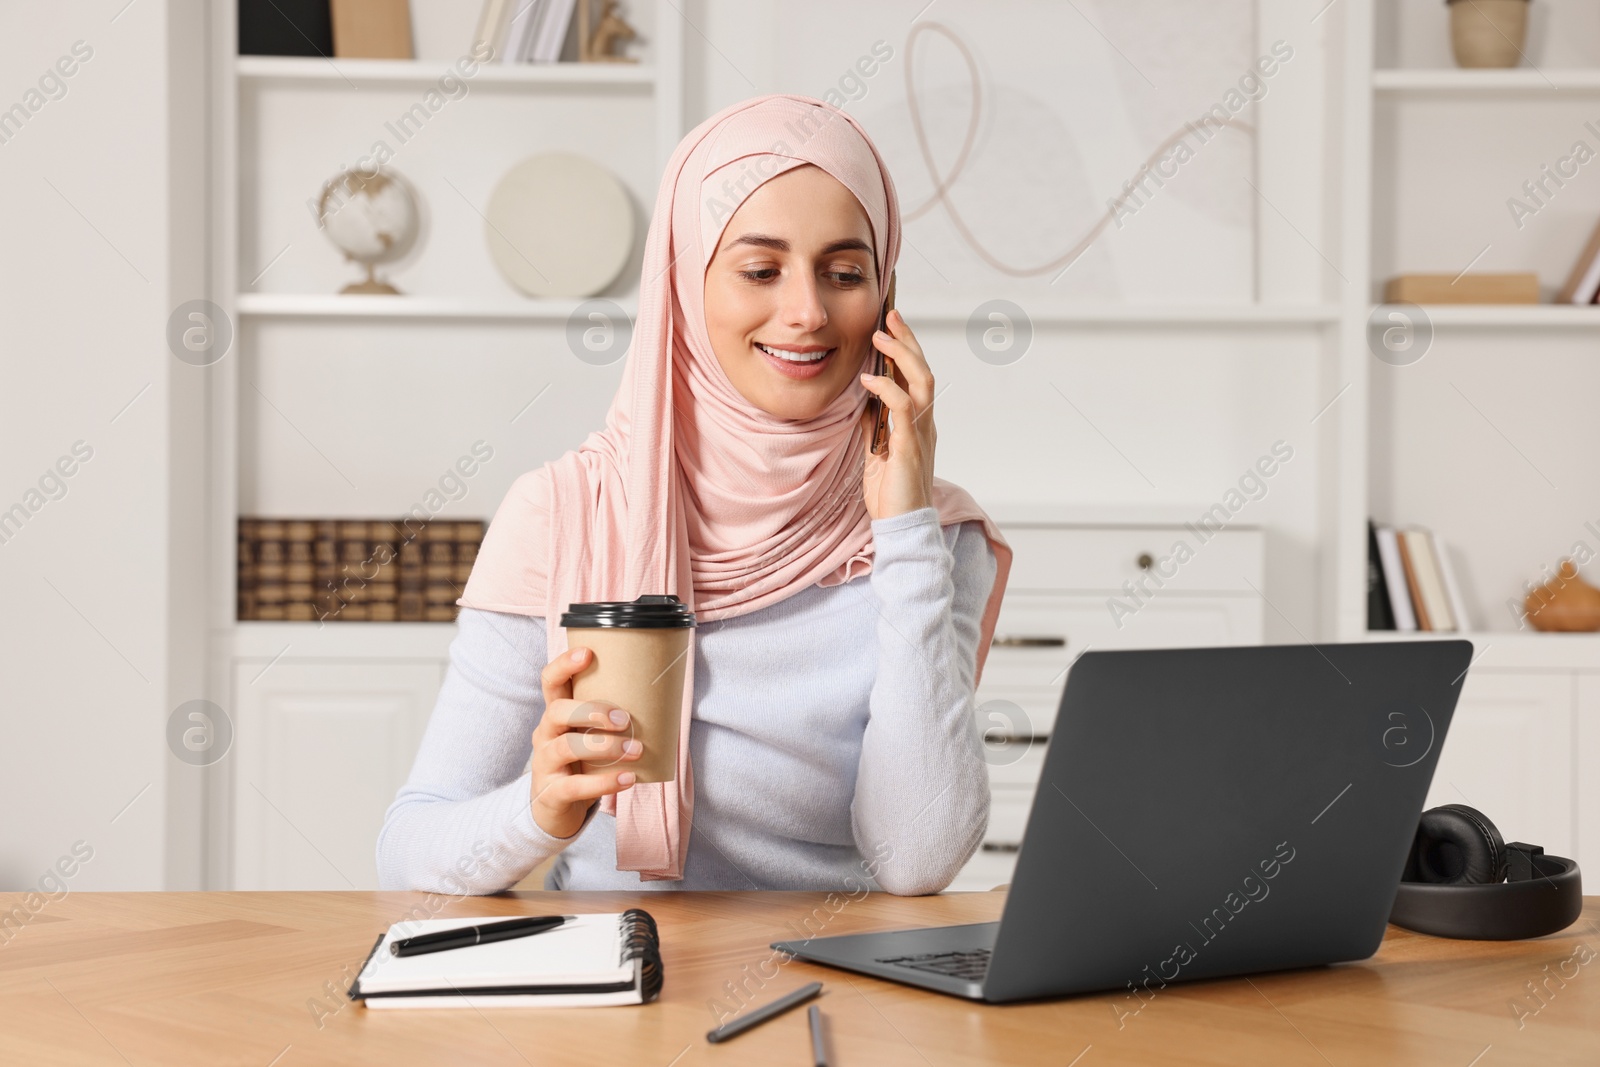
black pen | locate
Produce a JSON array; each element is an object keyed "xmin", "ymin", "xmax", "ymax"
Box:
[
  {"xmin": 390, "ymin": 915, "xmax": 576, "ymax": 957},
  {"xmin": 706, "ymin": 982, "xmax": 823, "ymax": 1043}
]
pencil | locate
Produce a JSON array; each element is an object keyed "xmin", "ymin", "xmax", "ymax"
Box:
[{"xmin": 705, "ymin": 981, "xmax": 823, "ymax": 1043}]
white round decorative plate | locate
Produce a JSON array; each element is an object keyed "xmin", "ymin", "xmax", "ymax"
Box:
[{"xmin": 484, "ymin": 153, "xmax": 634, "ymax": 298}]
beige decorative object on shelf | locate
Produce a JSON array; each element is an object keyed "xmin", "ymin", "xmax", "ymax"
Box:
[
  {"xmin": 579, "ymin": 0, "xmax": 638, "ymax": 63},
  {"xmin": 483, "ymin": 153, "xmax": 634, "ymax": 298},
  {"xmin": 1524, "ymin": 559, "xmax": 1600, "ymax": 632},
  {"xmin": 1447, "ymin": 0, "xmax": 1529, "ymax": 69},
  {"xmin": 315, "ymin": 167, "xmax": 421, "ymax": 295},
  {"xmin": 1383, "ymin": 272, "xmax": 1539, "ymax": 304}
]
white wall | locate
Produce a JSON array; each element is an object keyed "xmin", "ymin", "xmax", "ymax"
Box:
[{"xmin": 0, "ymin": 0, "xmax": 208, "ymax": 891}]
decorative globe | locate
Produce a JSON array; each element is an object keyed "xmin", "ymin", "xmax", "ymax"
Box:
[{"xmin": 315, "ymin": 167, "xmax": 420, "ymax": 294}]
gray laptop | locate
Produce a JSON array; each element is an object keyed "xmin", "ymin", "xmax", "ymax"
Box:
[{"xmin": 772, "ymin": 639, "xmax": 1473, "ymax": 1003}]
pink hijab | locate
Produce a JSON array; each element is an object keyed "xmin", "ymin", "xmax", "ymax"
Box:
[{"xmin": 458, "ymin": 94, "xmax": 1013, "ymax": 881}]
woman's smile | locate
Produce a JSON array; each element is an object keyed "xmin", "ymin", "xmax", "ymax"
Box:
[{"xmin": 754, "ymin": 340, "xmax": 836, "ymax": 380}]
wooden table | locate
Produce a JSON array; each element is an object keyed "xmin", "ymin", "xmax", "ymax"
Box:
[{"xmin": 2, "ymin": 890, "xmax": 1596, "ymax": 1066}]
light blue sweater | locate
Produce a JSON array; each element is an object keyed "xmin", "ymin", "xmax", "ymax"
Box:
[{"xmin": 376, "ymin": 505, "xmax": 998, "ymax": 896}]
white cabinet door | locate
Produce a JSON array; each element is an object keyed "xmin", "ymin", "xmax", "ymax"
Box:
[
  {"xmin": 1577, "ymin": 674, "xmax": 1600, "ymax": 872},
  {"xmin": 1424, "ymin": 670, "xmax": 1575, "ymax": 859},
  {"xmin": 231, "ymin": 662, "xmax": 443, "ymax": 889}
]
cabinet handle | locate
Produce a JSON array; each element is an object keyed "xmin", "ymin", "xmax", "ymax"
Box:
[
  {"xmin": 981, "ymin": 842, "xmax": 1021, "ymax": 854},
  {"xmin": 1137, "ymin": 552, "xmax": 1154, "ymax": 570},
  {"xmin": 982, "ymin": 733, "xmax": 1051, "ymax": 745},
  {"xmin": 991, "ymin": 635, "xmax": 1066, "ymax": 648}
]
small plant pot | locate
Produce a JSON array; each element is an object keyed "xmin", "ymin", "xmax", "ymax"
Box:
[{"xmin": 1447, "ymin": 0, "xmax": 1530, "ymax": 68}]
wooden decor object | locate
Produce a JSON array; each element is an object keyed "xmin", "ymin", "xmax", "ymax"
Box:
[
  {"xmin": 579, "ymin": 0, "xmax": 638, "ymax": 63},
  {"xmin": 1524, "ymin": 559, "xmax": 1600, "ymax": 632}
]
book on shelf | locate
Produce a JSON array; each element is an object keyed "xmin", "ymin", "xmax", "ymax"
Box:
[
  {"xmin": 1368, "ymin": 520, "xmax": 1472, "ymax": 633},
  {"xmin": 238, "ymin": 516, "xmax": 484, "ymax": 622},
  {"xmin": 1372, "ymin": 524, "xmax": 1417, "ymax": 631},
  {"xmin": 484, "ymin": 0, "xmax": 578, "ymax": 63},
  {"xmin": 1402, "ymin": 529, "xmax": 1455, "ymax": 632},
  {"xmin": 1395, "ymin": 528, "xmax": 1431, "ymax": 630},
  {"xmin": 239, "ymin": 0, "xmax": 334, "ymax": 57},
  {"xmin": 533, "ymin": 0, "xmax": 579, "ymax": 62},
  {"xmin": 1366, "ymin": 521, "xmax": 1396, "ymax": 630},
  {"xmin": 1556, "ymin": 217, "xmax": 1600, "ymax": 305},
  {"xmin": 472, "ymin": 0, "xmax": 515, "ymax": 59},
  {"xmin": 329, "ymin": 0, "xmax": 413, "ymax": 59},
  {"xmin": 1382, "ymin": 273, "xmax": 1539, "ymax": 305},
  {"xmin": 500, "ymin": 0, "xmax": 543, "ymax": 63},
  {"xmin": 1432, "ymin": 534, "xmax": 1474, "ymax": 636}
]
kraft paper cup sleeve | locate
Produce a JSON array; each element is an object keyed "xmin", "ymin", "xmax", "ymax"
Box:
[{"xmin": 567, "ymin": 627, "xmax": 691, "ymax": 783}]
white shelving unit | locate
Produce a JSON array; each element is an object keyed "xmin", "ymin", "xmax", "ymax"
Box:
[
  {"xmin": 1342, "ymin": 3, "xmax": 1600, "ymax": 664},
  {"xmin": 205, "ymin": 2, "xmax": 684, "ymax": 891},
  {"xmin": 1339, "ymin": 0, "xmax": 1600, "ymax": 868}
]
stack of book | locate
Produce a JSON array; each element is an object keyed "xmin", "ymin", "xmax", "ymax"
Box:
[
  {"xmin": 474, "ymin": 0, "xmax": 581, "ymax": 63},
  {"xmin": 1367, "ymin": 521, "xmax": 1472, "ymax": 633},
  {"xmin": 238, "ymin": 518, "xmax": 484, "ymax": 622}
]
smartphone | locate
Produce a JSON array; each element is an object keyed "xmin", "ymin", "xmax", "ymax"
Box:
[{"xmin": 868, "ymin": 271, "xmax": 897, "ymax": 456}]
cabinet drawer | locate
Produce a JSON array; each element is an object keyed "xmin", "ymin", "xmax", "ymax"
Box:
[
  {"xmin": 982, "ymin": 730, "xmax": 1047, "ymax": 789},
  {"xmin": 1001, "ymin": 525, "xmax": 1263, "ymax": 593},
  {"xmin": 981, "ymin": 593, "xmax": 1264, "ymax": 690},
  {"xmin": 972, "ymin": 687, "xmax": 1062, "ymax": 748},
  {"xmin": 976, "ymin": 685, "xmax": 1062, "ymax": 743},
  {"xmin": 984, "ymin": 787, "xmax": 1035, "ymax": 850}
]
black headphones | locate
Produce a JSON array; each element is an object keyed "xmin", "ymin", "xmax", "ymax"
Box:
[{"xmin": 1389, "ymin": 804, "xmax": 1583, "ymax": 940}]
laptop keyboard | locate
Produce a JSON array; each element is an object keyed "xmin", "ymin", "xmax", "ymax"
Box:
[{"xmin": 875, "ymin": 949, "xmax": 992, "ymax": 982}]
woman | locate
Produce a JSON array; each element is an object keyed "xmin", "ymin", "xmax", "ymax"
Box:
[{"xmin": 377, "ymin": 95, "xmax": 1014, "ymax": 895}]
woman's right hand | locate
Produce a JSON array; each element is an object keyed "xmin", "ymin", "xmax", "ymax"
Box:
[{"xmin": 530, "ymin": 646, "xmax": 641, "ymax": 839}]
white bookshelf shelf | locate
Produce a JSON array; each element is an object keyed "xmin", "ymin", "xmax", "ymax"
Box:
[
  {"xmin": 235, "ymin": 54, "xmax": 656, "ymax": 89},
  {"xmin": 1374, "ymin": 68, "xmax": 1600, "ymax": 93},
  {"xmin": 235, "ymin": 292, "xmax": 636, "ymax": 321},
  {"xmin": 891, "ymin": 302, "xmax": 1340, "ymax": 327},
  {"xmin": 1371, "ymin": 303, "xmax": 1600, "ymax": 327}
]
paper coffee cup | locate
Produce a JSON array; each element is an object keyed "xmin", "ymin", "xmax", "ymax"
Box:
[{"xmin": 560, "ymin": 594, "xmax": 696, "ymax": 783}]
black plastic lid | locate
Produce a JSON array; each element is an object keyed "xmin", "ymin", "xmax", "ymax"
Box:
[{"xmin": 560, "ymin": 594, "xmax": 697, "ymax": 630}]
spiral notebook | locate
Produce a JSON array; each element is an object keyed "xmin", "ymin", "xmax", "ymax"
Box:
[{"xmin": 347, "ymin": 910, "xmax": 662, "ymax": 1009}]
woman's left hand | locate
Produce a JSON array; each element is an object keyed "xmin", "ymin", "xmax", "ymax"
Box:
[{"xmin": 858, "ymin": 308, "xmax": 936, "ymax": 521}]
